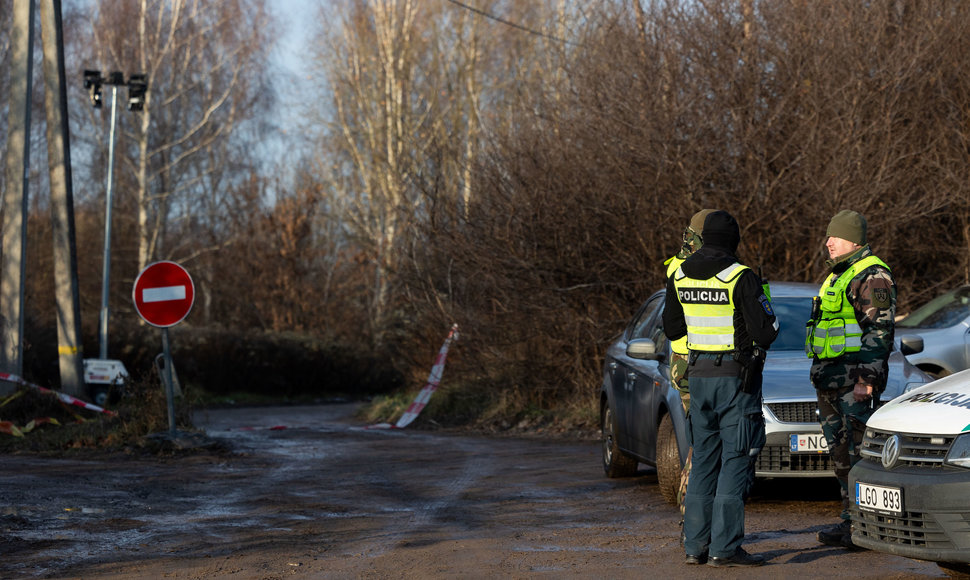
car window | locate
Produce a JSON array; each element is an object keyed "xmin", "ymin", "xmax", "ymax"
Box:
[
  {"xmin": 628, "ymin": 295, "xmax": 663, "ymax": 341},
  {"xmin": 898, "ymin": 286, "xmax": 970, "ymax": 329},
  {"xmin": 649, "ymin": 315, "xmax": 668, "ymax": 352},
  {"xmin": 772, "ymin": 297, "xmax": 813, "ymax": 351}
]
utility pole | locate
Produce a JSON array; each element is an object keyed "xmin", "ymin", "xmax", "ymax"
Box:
[
  {"xmin": 39, "ymin": 0, "xmax": 85, "ymax": 397},
  {"xmin": 1, "ymin": 0, "xmax": 86, "ymax": 397},
  {"xmin": 0, "ymin": 0, "xmax": 36, "ymax": 394}
]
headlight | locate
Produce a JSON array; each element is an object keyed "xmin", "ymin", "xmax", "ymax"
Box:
[{"xmin": 944, "ymin": 433, "xmax": 970, "ymax": 469}]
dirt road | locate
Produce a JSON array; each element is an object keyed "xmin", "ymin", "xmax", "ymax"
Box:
[{"xmin": 0, "ymin": 404, "xmax": 945, "ymax": 579}]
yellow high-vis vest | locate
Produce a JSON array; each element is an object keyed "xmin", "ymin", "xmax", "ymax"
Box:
[
  {"xmin": 806, "ymin": 255, "xmax": 890, "ymax": 359},
  {"xmin": 673, "ymin": 263, "xmax": 749, "ymax": 352},
  {"xmin": 665, "ymin": 256, "xmax": 689, "ymax": 355}
]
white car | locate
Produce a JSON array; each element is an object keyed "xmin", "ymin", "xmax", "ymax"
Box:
[{"xmin": 849, "ymin": 368, "xmax": 970, "ymax": 575}]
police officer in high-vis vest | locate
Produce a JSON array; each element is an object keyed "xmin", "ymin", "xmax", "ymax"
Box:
[
  {"xmin": 663, "ymin": 210, "xmax": 778, "ymax": 568},
  {"xmin": 664, "ymin": 209, "xmax": 713, "ymax": 517},
  {"xmin": 808, "ymin": 210, "xmax": 895, "ymax": 549}
]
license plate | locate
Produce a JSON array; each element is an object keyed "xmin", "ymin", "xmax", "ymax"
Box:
[
  {"xmin": 789, "ymin": 433, "xmax": 828, "ymax": 453},
  {"xmin": 856, "ymin": 481, "xmax": 902, "ymax": 515}
]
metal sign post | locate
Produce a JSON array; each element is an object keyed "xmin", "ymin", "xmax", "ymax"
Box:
[
  {"xmin": 132, "ymin": 261, "xmax": 194, "ymax": 438},
  {"xmin": 161, "ymin": 327, "xmax": 176, "ymax": 436}
]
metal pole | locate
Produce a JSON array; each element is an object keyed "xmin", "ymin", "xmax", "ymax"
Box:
[
  {"xmin": 98, "ymin": 85, "xmax": 119, "ymax": 360},
  {"xmin": 0, "ymin": 0, "xmax": 36, "ymax": 391},
  {"xmin": 161, "ymin": 327, "xmax": 177, "ymax": 437}
]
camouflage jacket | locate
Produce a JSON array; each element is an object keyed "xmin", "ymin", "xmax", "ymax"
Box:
[{"xmin": 810, "ymin": 245, "xmax": 896, "ymax": 391}]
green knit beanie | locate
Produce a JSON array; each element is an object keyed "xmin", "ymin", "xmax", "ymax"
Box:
[{"xmin": 826, "ymin": 210, "xmax": 867, "ymax": 245}]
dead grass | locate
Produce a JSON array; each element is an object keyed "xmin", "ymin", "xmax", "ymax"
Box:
[
  {"xmin": 358, "ymin": 380, "xmax": 599, "ymax": 440},
  {"xmin": 0, "ymin": 376, "xmax": 200, "ymax": 455}
]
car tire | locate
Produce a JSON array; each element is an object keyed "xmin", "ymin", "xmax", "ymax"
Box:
[
  {"xmin": 656, "ymin": 412, "xmax": 681, "ymax": 506},
  {"xmin": 91, "ymin": 387, "xmax": 110, "ymax": 408},
  {"xmin": 602, "ymin": 401, "xmax": 638, "ymax": 478}
]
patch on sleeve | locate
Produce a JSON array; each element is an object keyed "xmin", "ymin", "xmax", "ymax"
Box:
[
  {"xmin": 759, "ymin": 294, "xmax": 774, "ymax": 316},
  {"xmin": 871, "ymin": 287, "xmax": 890, "ymax": 308}
]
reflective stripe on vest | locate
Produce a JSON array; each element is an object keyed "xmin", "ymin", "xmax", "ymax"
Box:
[
  {"xmin": 666, "ymin": 256, "xmax": 689, "ymax": 355},
  {"xmin": 673, "ymin": 263, "xmax": 748, "ymax": 352},
  {"xmin": 806, "ymin": 255, "xmax": 890, "ymax": 359}
]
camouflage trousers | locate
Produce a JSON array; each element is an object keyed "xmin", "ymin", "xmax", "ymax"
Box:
[
  {"xmin": 677, "ymin": 389, "xmax": 692, "ymax": 516},
  {"xmin": 816, "ymin": 385, "xmax": 878, "ymax": 520},
  {"xmin": 671, "ymin": 351, "xmax": 692, "ymax": 517}
]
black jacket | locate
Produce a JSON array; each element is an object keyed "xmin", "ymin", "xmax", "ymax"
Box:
[{"xmin": 662, "ymin": 246, "xmax": 779, "ymax": 356}]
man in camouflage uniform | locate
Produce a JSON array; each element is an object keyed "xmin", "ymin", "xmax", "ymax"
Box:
[
  {"xmin": 664, "ymin": 209, "xmax": 713, "ymax": 517},
  {"xmin": 807, "ymin": 210, "xmax": 896, "ymax": 549}
]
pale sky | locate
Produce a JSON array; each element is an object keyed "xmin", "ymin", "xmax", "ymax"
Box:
[
  {"xmin": 272, "ymin": 0, "xmax": 318, "ymax": 75},
  {"xmin": 266, "ymin": 0, "xmax": 322, "ymax": 155}
]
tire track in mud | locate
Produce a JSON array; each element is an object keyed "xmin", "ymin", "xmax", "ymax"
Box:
[
  {"xmin": 355, "ymin": 432, "xmax": 494, "ymax": 559},
  {"xmin": 182, "ymin": 412, "xmax": 360, "ymax": 547},
  {"xmin": 188, "ymin": 408, "xmax": 493, "ymax": 561}
]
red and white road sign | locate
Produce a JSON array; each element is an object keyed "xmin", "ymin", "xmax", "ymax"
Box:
[{"xmin": 132, "ymin": 261, "xmax": 195, "ymax": 327}]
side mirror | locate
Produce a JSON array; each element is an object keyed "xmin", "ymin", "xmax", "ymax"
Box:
[
  {"xmin": 627, "ymin": 338, "xmax": 664, "ymax": 361},
  {"xmin": 899, "ymin": 335, "xmax": 924, "ymax": 356}
]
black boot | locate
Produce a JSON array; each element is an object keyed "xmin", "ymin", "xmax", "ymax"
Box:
[
  {"xmin": 707, "ymin": 547, "xmax": 765, "ymax": 567},
  {"xmin": 685, "ymin": 552, "xmax": 708, "ymax": 565},
  {"xmin": 817, "ymin": 520, "xmax": 852, "ymax": 547}
]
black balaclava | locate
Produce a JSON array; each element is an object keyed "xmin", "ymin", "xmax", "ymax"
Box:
[{"xmin": 701, "ymin": 210, "xmax": 740, "ymax": 253}]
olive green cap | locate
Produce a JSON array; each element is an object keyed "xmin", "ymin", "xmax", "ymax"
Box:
[
  {"xmin": 689, "ymin": 209, "xmax": 717, "ymax": 234},
  {"xmin": 826, "ymin": 210, "xmax": 867, "ymax": 245}
]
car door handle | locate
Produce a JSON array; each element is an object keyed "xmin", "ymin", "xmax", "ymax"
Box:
[
  {"xmin": 627, "ymin": 372, "xmax": 637, "ymax": 381},
  {"xmin": 609, "ymin": 362, "xmax": 617, "ymax": 371}
]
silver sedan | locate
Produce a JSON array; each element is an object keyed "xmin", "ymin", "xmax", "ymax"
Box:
[{"xmin": 897, "ymin": 285, "xmax": 970, "ymax": 379}]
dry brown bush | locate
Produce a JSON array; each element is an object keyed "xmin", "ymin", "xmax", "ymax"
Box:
[{"xmin": 395, "ymin": 1, "xmax": 970, "ymax": 427}]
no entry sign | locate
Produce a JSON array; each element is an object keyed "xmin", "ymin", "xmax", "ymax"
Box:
[{"xmin": 132, "ymin": 261, "xmax": 195, "ymax": 327}]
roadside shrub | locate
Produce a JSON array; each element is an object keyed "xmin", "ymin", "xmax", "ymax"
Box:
[
  {"xmin": 22, "ymin": 318, "xmax": 402, "ymax": 404},
  {"xmin": 0, "ymin": 374, "xmax": 194, "ymax": 454}
]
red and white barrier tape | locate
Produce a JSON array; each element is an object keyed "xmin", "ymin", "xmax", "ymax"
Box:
[
  {"xmin": 0, "ymin": 372, "xmax": 117, "ymax": 416},
  {"xmin": 368, "ymin": 323, "xmax": 459, "ymax": 430}
]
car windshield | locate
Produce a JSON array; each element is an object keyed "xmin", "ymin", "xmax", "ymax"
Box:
[
  {"xmin": 771, "ymin": 297, "xmax": 813, "ymax": 351},
  {"xmin": 897, "ymin": 286, "xmax": 970, "ymax": 329}
]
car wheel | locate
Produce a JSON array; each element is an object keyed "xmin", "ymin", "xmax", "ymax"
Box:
[
  {"xmin": 656, "ymin": 412, "xmax": 681, "ymax": 506},
  {"xmin": 91, "ymin": 387, "xmax": 110, "ymax": 408},
  {"xmin": 938, "ymin": 562, "xmax": 970, "ymax": 577},
  {"xmin": 602, "ymin": 401, "xmax": 637, "ymax": 478}
]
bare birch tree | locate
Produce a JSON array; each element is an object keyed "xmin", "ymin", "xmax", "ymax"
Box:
[
  {"xmin": 74, "ymin": 0, "xmax": 275, "ymax": 282},
  {"xmin": 307, "ymin": 0, "xmax": 525, "ymax": 343}
]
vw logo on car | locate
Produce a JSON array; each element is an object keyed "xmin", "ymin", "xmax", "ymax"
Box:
[{"xmin": 880, "ymin": 434, "xmax": 900, "ymax": 469}]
